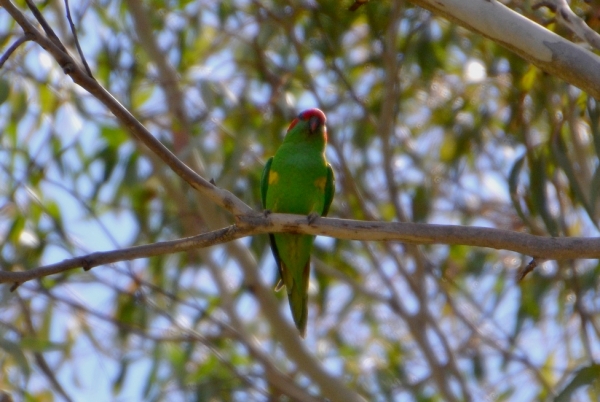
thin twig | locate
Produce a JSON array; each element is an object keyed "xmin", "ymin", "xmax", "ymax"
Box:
[
  {"xmin": 517, "ymin": 257, "xmax": 547, "ymax": 281},
  {"xmin": 17, "ymin": 296, "xmax": 74, "ymax": 402},
  {"xmin": 63, "ymin": 0, "xmax": 93, "ymax": 77},
  {"xmin": 24, "ymin": 0, "xmax": 68, "ymax": 54},
  {"xmin": 0, "ymin": 34, "xmax": 32, "ymax": 68}
]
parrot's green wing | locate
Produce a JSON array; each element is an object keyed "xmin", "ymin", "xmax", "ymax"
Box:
[
  {"xmin": 322, "ymin": 163, "xmax": 335, "ymax": 217},
  {"xmin": 260, "ymin": 157, "xmax": 273, "ymax": 209},
  {"xmin": 261, "ymin": 156, "xmax": 286, "ymax": 291}
]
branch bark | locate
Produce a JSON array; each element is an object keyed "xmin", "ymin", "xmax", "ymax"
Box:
[
  {"xmin": 3, "ymin": 213, "xmax": 600, "ymax": 287},
  {"xmin": 409, "ymin": 0, "xmax": 600, "ymax": 98},
  {"xmin": 534, "ymin": 0, "xmax": 600, "ymax": 51}
]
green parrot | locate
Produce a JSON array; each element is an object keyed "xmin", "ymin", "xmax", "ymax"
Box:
[{"xmin": 260, "ymin": 108, "xmax": 335, "ymax": 337}]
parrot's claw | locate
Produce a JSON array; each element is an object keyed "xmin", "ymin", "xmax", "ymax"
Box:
[
  {"xmin": 307, "ymin": 212, "xmax": 320, "ymax": 225},
  {"xmin": 263, "ymin": 209, "xmax": 272, "ymax": 217}
]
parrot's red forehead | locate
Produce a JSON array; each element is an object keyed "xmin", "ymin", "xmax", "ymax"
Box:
[
  {"xmin": 298, "ymin": 108, "xmax": 326, "ymax": 123},
  {"xmin": 287, "ymin": 108, "xmax": 327, "ymax": 132}
]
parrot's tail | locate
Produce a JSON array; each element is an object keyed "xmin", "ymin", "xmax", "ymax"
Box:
[{"xmin": 286, "ymin": 260, "xmax": 310, "ymax": 338}]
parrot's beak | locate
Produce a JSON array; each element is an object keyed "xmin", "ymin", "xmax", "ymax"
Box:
[{"xmin": 308, "ymin": 116, "xmax": 320, "ymax": 133}]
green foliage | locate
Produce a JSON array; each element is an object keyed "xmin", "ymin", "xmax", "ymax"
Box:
[{"xmin": 555, "ymin": 364, "xmax": 600, "ymax": 402}]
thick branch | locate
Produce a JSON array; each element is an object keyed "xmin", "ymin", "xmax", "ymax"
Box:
[
  {"xmin": 0, "ymin": 0, "xmax": 252, "ymax": 216},
  {"xmin": 534, "ymin": 0, "xmax": 600, "ymax": 51},
  {"xmin": 3, "ymin": 213, "xmax": 600, "ymax": 287},
  {"xmin": 240, "ymin": 214, "xmax": 600, "ymax": 260},
  {"xmin": 409, "ymin": 0, "xmax": 600, "ymax": 98}
]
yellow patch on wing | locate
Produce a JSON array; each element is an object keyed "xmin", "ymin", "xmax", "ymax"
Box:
[
  {"xmin": 269, "ymin": 170, "xmax": 279, "ymax": 185},
  {"xmin": 314, "ymin": 176, "xmax": 327, "ymax": 191}
]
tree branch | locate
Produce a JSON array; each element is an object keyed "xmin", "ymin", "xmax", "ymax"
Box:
[
  {"xmin": 23, "ymin": 0, "xmax": 69, "ymax": 55},
  {"xmin": 1, "ymin": 224, "xmax": 244, "ymax": 289},
  {"xmin": 0, "ymin": 34, "xmax": 32, "ymax": 68},
  {"xmin": 17, "ymin": 296, "xmax": 74, "ymax": 402},
  {"xmin": 124, "ymin": 0, "xmax": 193, "ymax": 145},
  {"xmin": 63, "ymin": 0, "xmax": 93, "ymax": 77},
  {"xmin": 3, "ymin": 213, "xmax": 600, "ymax": 288},
  {"xmin": 534, "ymin": 0, "xmax": 600, "ymax": 51},
  {"xmin": 409, "ymin": 0, "xmax": 600, "ymax": 98},
  {"xmin": 0, "ymin": 0, "xmax": 252, "ymax": 216},
  {"xmin": 516, "ymin": 257, "xmax": 548, "ymax": 281}
]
